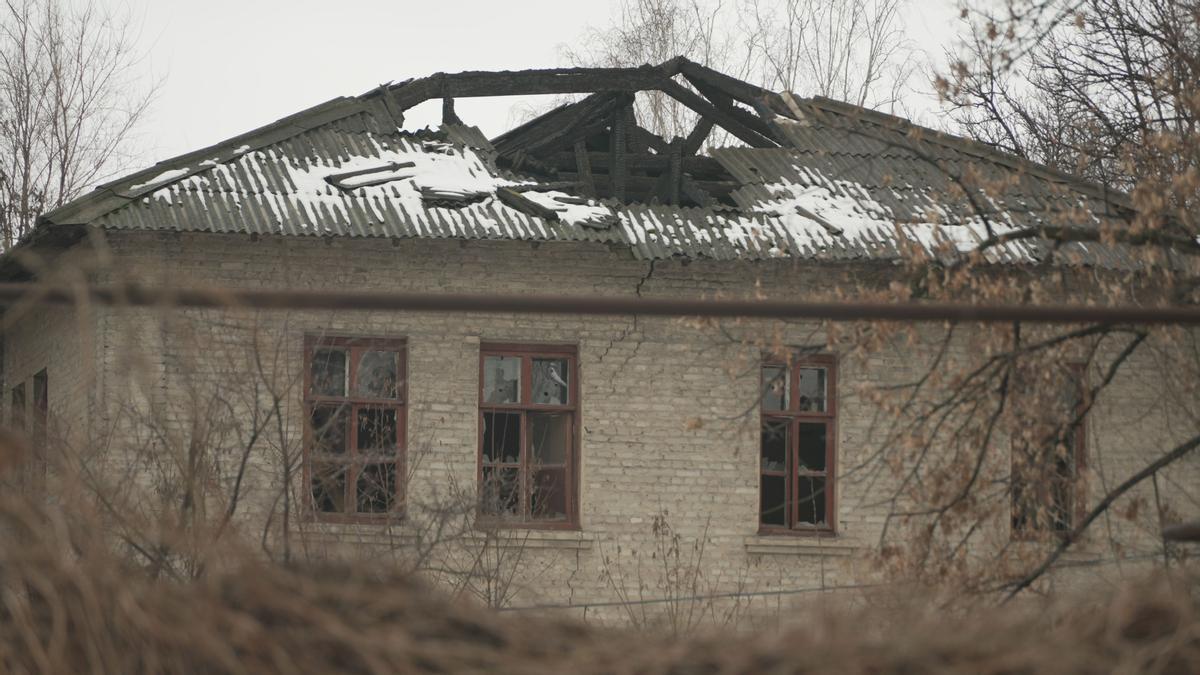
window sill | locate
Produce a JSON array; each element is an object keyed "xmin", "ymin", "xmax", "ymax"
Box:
[
  {"xmin": 296, "ymin": 524, "xmax": 594, "ymax": 551},
  {"xmin": 467, "ymin": 529, "xmax": 595, "ymax": 551},
  {"xmin": 1007, "ymin": 539, "xmax": 1104, "ymax": 565},
  {"xmin": 745, "ymin": 535, "xmax": 861, "ymax": 557}
]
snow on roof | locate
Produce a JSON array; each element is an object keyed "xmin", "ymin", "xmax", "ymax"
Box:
[{"xmin": 32, "ymin": 63, "xmax": 1142, "ymax": 270}]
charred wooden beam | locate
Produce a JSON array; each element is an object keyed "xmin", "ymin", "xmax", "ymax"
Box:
[
  {"xmin": 325, "ymin": 161, "xmax": 416, "ymax": 191},
  {"xmin": 496, "ymin": 151, "xmax": 558, "ymax": 177},
  {"xmin": 683, "ymin": 74, "xmax": 778, "ymax": 142},
  {"xmin": 494, "ymin": 92, "xmax": 634, "ymax": 158},
  {"xmin": 543, "ymin": 151, "xmax": 727, "ymax": 180},
  {"xmin": 496, "ymin": 187, "xmax": 560, "ymax": 222},
  {"xmin": 389, "ymin": 67, "xmax": 668, "ymax": 110},
  {"xmin": 442, "ymin": 98, "xmax": 461, "ymax": 125},
  {"xmin": 656, "ymin": 79, "xmax": 777, "ymax": 149},
  {"xmin": 610, "ymin": 107, "xmax": 629, "ymax": 202},
  {"xmin": 574, "ymin": 140, "xmax": 596, "ymax": 197},
  {"xmin": 682, "ymin": 118, "xmax": 715, "ymax": 156},
  {"xmin": 677, "ymin": 58, "xmax": 794, "ymax": 118},
  {"xmin": 626, "ymin": 124, "xmax": 672, "ymax": 154}
]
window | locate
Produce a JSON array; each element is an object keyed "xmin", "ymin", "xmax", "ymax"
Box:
[
  {"xmin": 759, "ymin": 354, "xmax": 837, "ymax": 533},
  {"xmin": 11, "ymin": 383, "xmax": 25, "ymax": 431},
  {"xmin": 304, "ymin": 337, "xmax": 406, "ymax": 521},
  {"xmin": 32, "ymin": 370, "xmax": 47, "ymax": 448},
  {"xmin": 479, "ymin": 344, "xmax": 577, "ymax": 527},
  {"xmin": 1011, "ymin": 363, "xmax": 1086, "ymax": 537}
]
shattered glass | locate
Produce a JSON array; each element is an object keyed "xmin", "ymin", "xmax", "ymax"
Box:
[
  {"xmin": 483, "ymin": 356, "xmax": 521, "ymax": 404},
  {"xmin": 531, "ymin": 358, "xmax": 570, "ymax": 405},
  {"xmin": 797, "ymin": 367, "xmax": 827, "ymax": 412},
  {"xmin": 356, "ymin": 351, "xmax": 401, "ymax": 399},
  {"xmin": 357, "ymin": 463, "xmax": 397, "ymax": 513},
  {"xmin": 311, "ymin": 348, "xmax": 347, "ymax": 397}
]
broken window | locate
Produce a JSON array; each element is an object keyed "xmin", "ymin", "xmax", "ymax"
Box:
[
  {"xmin": 1012, "ymin": 363, "xmax": 1086, "ymax": 537},
  {"xmin": 479, "ymin": 344, "xmax": 577, "ymax": 525},
  {"xmin": 759, "ymin": 355, "xmax": 837, "ymax": 532},
  {"xmin": 304, "ymin": 337, "xmax": 405, "ymax": 520}
]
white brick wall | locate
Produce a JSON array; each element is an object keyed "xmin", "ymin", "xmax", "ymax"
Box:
[{"xmin": 7, "ymin": 229, "xmax": 1199, "ymax": 624}]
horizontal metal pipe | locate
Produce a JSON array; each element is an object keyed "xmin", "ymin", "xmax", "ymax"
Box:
[{"xmin": 1, "ymin": 283, "xmax": 1197, "ymax": 325}]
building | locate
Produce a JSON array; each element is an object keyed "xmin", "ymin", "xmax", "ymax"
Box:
[{"xmin": 3, "ymin": 59, "xmax": 1195, "ymax": 620}]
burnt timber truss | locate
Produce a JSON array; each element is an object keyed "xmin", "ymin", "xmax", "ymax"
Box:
[{"xmin": 367, "ymin": 57, "xmax": 802, "ymax": 207}]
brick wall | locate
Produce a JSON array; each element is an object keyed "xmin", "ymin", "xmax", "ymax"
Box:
[{"xmin": 9, "ymin": 229, "xmax": 1199, "ymax": 624}]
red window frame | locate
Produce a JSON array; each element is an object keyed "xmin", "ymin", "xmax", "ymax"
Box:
[
  {"xmin": 478, "ymin": 343, "xmax": 579, "ymax": 529},
  {"xmin": 303, "ymin": 335, "xmax": 407, "ymax": 524},
  {"xmin": 1011, "ymin": 362, "xmax": 1088, "ymax": 539},
  {"xmin": 759, "ymin": 354, "xmax": 838, "ymax": 535}
]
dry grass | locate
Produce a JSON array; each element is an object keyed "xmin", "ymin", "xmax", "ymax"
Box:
[{"xmin": 0, "ymin": 494, "xmax": 1197, "ymax": 674}]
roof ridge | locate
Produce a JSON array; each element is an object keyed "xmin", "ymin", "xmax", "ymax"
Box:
[
  {"xmin": 791, "ymin": 95, "xmax": 1133, "ymax": 212},
  {"xmin": 39, "ymin": 96, "xmax": 373, "ymax": 228}
]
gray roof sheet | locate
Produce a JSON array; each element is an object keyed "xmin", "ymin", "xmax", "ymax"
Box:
[{"xmin": 34, "ymin": 86, "xmax": 1145, "ymax": 269}]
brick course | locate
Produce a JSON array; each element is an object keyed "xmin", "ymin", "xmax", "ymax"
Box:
[{"xmin": 7, "ymin": 229, "xmax": 1198, "ymax": 624}]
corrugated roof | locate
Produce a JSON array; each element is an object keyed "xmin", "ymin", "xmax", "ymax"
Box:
[{"xmin": 32, "ymin": 75, "xmax": 1145, "ymax": 269}]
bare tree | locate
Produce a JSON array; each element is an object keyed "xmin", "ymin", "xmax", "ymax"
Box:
[
  {"xmin": 822, "ymin": 0, "xmax": 1200, "ymax": 597},
  {"xmin": 0, "ymin": 0, "xmax": 156, "ymax": 249},
  {"xmin": 563, "ymin": 0, "xmax": 736, "ymax": 140},
  {"xmin": 563, "ymin": 0, "xmax": 917, "ymax": 141},
  {"xmin": 739, "ymin": 0, "xmax": 916, "ymax": 111}
]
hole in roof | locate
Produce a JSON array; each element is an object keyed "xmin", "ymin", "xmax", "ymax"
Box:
[{"xmin": 399, "ymin": 89, "xmax": 744, "ymax": 209}]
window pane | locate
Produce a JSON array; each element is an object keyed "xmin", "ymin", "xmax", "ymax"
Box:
[
  {"xmin": 311, "ymin": 348, "xmax": 347, "ymax": 397},
  {"xmin": 761, "ymin": 474, "xmax": 787, "ymax": 526},
  {"xmin": 482, "ymin": 412, "xmax": 521, "ymax": 464},
  {"xmin": 356, "ymin": 351, "xmax": 401, "ymax": 399},
  {"xmin": 760, "ymin": 420, "xmax": 788, "ymax": 472},
  {"xmin": 531, "ymin": 467, "xmax": 567, "ymax": 520},
  {"xmin": 797, "ymin": 423, "xmax": 827, "ymax": 472},
  {"xmin": 310, "ymin": 405, "xmax": 348, "ymax": 455},
  {"xmin": 357, "ymin": 462, "xmax": 397, "ymax": 513},
  {"xmin": 311, "ymin": 463, "xmax": 346, "ymax": 513},
  {"xmin": 483, "ymin": 356, "xmax": 522, "ymax": 404},
  {"xmin": 481, "ymin": 466, "xmax": 520, "ymax": 516},
  {"xmin": 357, "ymin": 408, "xmax": 398, "ymax": 453},
  {"xmin": 531, "ymin": 358, "xmax": 570, "ymax": 405},
  {"xmin": 797, "ymin": 367, "xmax": 827, "ymax": 412},
  {"xmin": 1051, "ymin": 451, "xmax": 1074, "ymax": 531},
  {"xmin": 530, "ymin": 412, "xmax": 569, "ymax": 466},
  {"xmin": 762, "ymin": 366, "xmax": 787, "ymax": 412},
  {"xmin": 1012, "ymin": 440, "xmax": 1076, "ymax": 533},
  {"xmin": 797, "ymin": 476, "xmax": 827, "ymax": 526}
]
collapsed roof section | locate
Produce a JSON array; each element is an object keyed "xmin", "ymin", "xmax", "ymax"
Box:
[{"xmin": 29, "ymin": 58, "xmax": 1149, "ymax": 270}]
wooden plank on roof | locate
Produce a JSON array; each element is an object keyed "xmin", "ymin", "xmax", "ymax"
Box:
[
  {"xmin": 655, "ymin": 79, "xmax": 777, "ymax": 149},
  {"xmin": 682, "ymin": 118, "xmax": 715, "ymax": 156},
  {"xmin": 683, "ymin": 74, "xmax": 778, "ymax": 141},
  {"xmin": 677, "ymin": 59, "xmax": 792, "ymax": 116},
  {"xmin": 574, "ymin": 140, "xmax": 596, "ymax": 197},
  {"xmin": 496, "ymin": 187, "xmax": 561, "ymax": 222},
  {"xmin": 389, "ymin": 67, "xmax": 666, "ymax": 110}
]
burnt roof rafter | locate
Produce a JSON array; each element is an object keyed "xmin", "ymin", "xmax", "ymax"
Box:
[
  {"xmin": 368, "ymin": 58, "xmax": 790, "ymax": 151},
  {"xmin": 375, "ymin": 58, "xmax": 787, "ymax": 207}
]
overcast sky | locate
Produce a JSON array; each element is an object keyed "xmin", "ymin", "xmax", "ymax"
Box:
[{"xmin": 113, "ymin": 0, "xmax": 964, "ymax": 170}]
